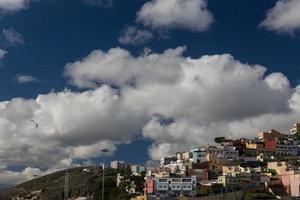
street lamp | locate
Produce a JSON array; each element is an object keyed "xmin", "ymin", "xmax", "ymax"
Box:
[{"xmin": 101, "ymin": 148, "xmax": 109, "ymax": 200}]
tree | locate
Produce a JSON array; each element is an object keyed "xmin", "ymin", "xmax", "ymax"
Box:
[{"xmin": 214, "ymin": 137, "xmax": 226, "ymax": 143}]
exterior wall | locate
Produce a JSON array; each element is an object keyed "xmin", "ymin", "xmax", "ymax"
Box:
[
  {"xmin": 267, "ymin": 161, "xmax": 288, "ymax": 174},
  {"xmin": 111, "ymin": 160, "xmax": 127, "ymax": 169},
  {"xmin": 191, "ymin": 169, "xmax": 208, "ymax": 181},
  {"xmin": 289, "ymin": 174, "xmax": 300, "ymax": 197},
  {"xmin": 144, "ymin": 179, "xmax": 154, "ymax": 194},
  {"xmin": 265, "ymin": 140, "xmax": 276, "ymax": 150},
  {"xmin": 144, "ymin": 176, "xmax": 197, "ymax": 197},
  {"xmin": 275, "ymin": 140, "xmax": 298, "ymax": 156},
  {"xmin": 267, "ymin": 161, "xmax": 300, "ymax": 197},
  {"xmin": 183, "ymin": 152, "xmax": 192, "ymax": 161},
  {"xmin": 117, "ymin": 173, "xmax": 124, "ymax": 187},
  {"xmin": 192, "ymin": 151, "xmax": 208, "ymax": 163},
  {"xmin": 246, "ymin": 142, "xmax": 263, "ymax": 149},
  {"xmin": 164, "ymin": 162, "xmax": 186, "ymax": 175},
  {"xmin": 177, "ymin": 152, "xmax": 183, "ymax": 160},
  {"xmin": 206, "ymin": 145, "xmax": 239, "ymax": 161},
  {"xmin": 240, "ymin": 156, "xmax": 256, "ymax": 162},
  {"xmin": 177, "ymin": 152, "xmax": 192, "ymax": 161},
  {"xmin": 222, "ymin": 166, "xmax": 240, "ymax": 175},
  {"xmin": 290, "ymin": 123, "xmax": 300, "ymax": 135},
  {"xmin": 258, "ymin": 129, "xmax": 284, "ymax": 141},
  {"xmin": 218, "ymin": 172, "xmax": 261, "ymax": 191},
  {"xmin": 161, "ymin": 156, "xmax": 177, "ymax": 166},
  {"xmin": 131, "ymin": 165, "xmax": 146, "ymax": 175},
  {"xmin": 256, "ymin": 147, "xmax": 275, "ymax": 156}
]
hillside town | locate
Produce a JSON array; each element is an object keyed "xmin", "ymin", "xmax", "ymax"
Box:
[
  {"xmin": 6, "ymin": 123, "xmax": 300, "ymax": 200},
  {"xmin": 111, "ymin": 123, "xmax": 300, "ymax": 199}
]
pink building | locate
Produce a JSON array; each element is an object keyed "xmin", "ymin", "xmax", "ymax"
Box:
[
  {"xmin": 268, "ymin": 162, "xmax": 300, "ymax": 197},
  {"xmin": 144, "ymin": 178, "xmax": 154, "ymax": 195}
]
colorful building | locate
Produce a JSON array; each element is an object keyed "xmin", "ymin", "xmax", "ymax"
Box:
[
  {"xmin": 268, "ymin": 161, "xmax": 300, "ymax": 197},
  {"xmin": 144, "ymin": 176, "xmax": 197, "ymax": 197},
  {"xmin": 258, "ymin": 129, "xmax": 284, "ymax": 141}
]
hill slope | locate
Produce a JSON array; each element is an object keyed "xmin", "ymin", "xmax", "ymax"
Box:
[{"xmin": 0, "ymin": 166, "xmax": 120, "ymax": 200}]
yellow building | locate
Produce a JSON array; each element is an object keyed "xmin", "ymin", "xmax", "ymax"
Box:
[
  {"xmin": 130, "ymin": 196, "xmax": 147, "ymax": 200},
  {"xmin": 246, "ymin": 142, "xmax": 264, "ymax": 149},
  {"xmin": 176, "ymin": 151, "xmax": 192, "ymax": 161},
  {"xmin": 222, "ymin": 165, "xmax": 241, "ymax": 175}
]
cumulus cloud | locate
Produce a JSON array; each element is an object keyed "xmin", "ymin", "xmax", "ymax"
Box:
[
  {"xmin": 2, "ymin": 46, "xmax": 300, "ymax": 184},
  {"xmin": 2, "ymin": 28, "xmax": 24, "ymax": 46},
  {"xmin": 136, "ymin": 0, "xmax": 213, "ymax": 31},
  {"xmin": 0, "ymin": 0, "xmax": 29, "ymax": 12},
  {"xmin": 15, "ymin": 74, "xmax": 38, "ymax": 84},
  {"xmin": 0, "ymin": 86, "xmax": 146, "ymax": 184},
  {"xmin": 260, "ymin": 0, "xmax": 300, "ymax": 34},
  {"xmin": 0, "ymin": 167, "xmax": 44, "ymax": 185},
  {"xmin": 118, "ymin": 26, "xmax": 154, "ymax": 45},
  {"xmin": 64, "ymin": 46, "xmax": 299, "ymax": 161}
]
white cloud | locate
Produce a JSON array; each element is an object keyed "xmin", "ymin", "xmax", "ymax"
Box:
[
  {"xmin": 136, "ymin": 0, "xmax": 213, "ymax": 31},
  {"xmin": 2, "ymin": 28, "xmax": 24, "ymax": 46},
  {"xmin": 3, "ymin": 46, "xmax": 300, "ymax": 184},
  {"xmin": 0, "ymin": 86, "xmax": 146, "ymax": 184},
  {"xmin": 15, "ymin": 74, "xmax": 38, "ymax": 84},
  {"xmin": 118, "ymin": 26, "xmax": 154, "ymax": 45},
  {"xmin": 260, "ymin": 0, "xmax": 300, "ymax": 34},
  {"xmin": 148, "ymin": 143, "xmax": 189, "ymax": 160},
  {"xmin": 0, "ymin": 167, "xmax": 43, "ymax": 185},
  {"xmin": 71, "ymin": 140, "xmax": 117, "ymax": 159},
  {"xmin": 0, "ymin": 49, "xmax": 7, "ymax": 59},
  {"xmin": 0, "ymin": 0, "xmax": 28, "ymax": 12},
  {"xmin": 64, "ymin": 46, "xmax": 185, "ymax": 88},
  {"xmin": 64, "ymin": 46, "xmax": 299, "ymax": 160}
]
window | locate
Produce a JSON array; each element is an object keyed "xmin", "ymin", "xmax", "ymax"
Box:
[{"xmin": 159, "ymin": 179, "xmax": 167, "ymax": 182}]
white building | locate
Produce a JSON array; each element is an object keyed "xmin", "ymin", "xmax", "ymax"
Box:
[
  {"xmin": 206, "ymin": 144, "xmax": 239, "ymax": 160},
  {"xmin": 152, "ymin": 176, "xmax": 196, "ymax": 196},
  {"xmin": 111, "ymin": 160, "xmax": 128, "ymax": 169},
  {"xmin": 275, "ymin": 139, "xmax": 298, "ymax": 156},
  {"xmin": 163, "ymin": 160, "xmax": 186, "ymax": 175},
  {"xmin": 131, "ymin": 165, "xmax": 146, "ymax": 175},
  {"xmin": 190, "ymin": 147, "xmax": 208, "ymax": 163},
  {"xmin": 290, "ymin": 123, "xmax": 300, "ymax": 135},
  {"xmin": 160, "ymin": 156, "xmax": 177, "ymax": 166}
]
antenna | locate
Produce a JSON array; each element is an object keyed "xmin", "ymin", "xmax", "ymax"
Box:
[{"xmin": 64, "ymin": 169, "xmax": 69, "ymax": 200}]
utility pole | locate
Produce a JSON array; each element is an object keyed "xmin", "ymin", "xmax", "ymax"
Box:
[
  {"xmin": 101, "ymin": 149, "xmax": 109, "ymax": 200},
  {"xmin": 33, "ymin": 174, "xmax": 38, "ymax": 191},
  {"xmin": 64, "ymin": 169, "xmax": 69, "ymax": 200}
]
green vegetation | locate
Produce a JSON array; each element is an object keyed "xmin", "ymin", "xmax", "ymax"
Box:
[
  {"xmin": 0, "ymin": 167, "xmax": 134, "ymax": 200},
  {"xmin": 214, "ymin": 137, "xmax": 226, "ymax": 143},
  {"xmin": 244, "ymin": 192, "xmax": 275, "ymax": 200},
  {"xmin": 92, "ymin": 177, "xmax": 128, "ymax": 200}
]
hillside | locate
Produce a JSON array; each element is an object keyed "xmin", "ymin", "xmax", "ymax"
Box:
[{"xmin": 0, "ymin": 166, "xmax": 124, "ymax": 200}]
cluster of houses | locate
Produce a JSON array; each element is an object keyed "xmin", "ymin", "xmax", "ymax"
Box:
[{"xmin": 112, "ymin": 123, "xmax": 300, "ymax": 199}]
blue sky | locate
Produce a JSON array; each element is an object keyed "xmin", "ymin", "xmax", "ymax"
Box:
[{"xmin": 1, "ymin": 0, "xmax": 300, "ymax": 184}]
